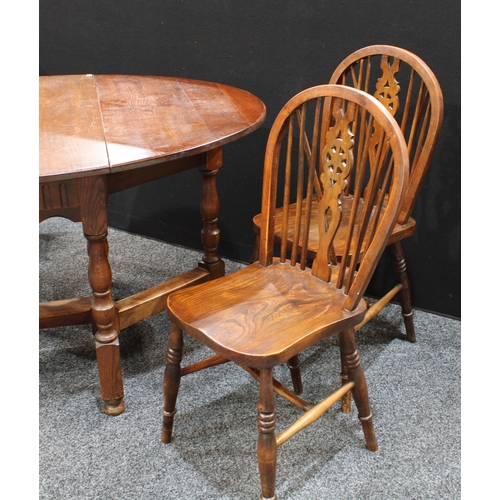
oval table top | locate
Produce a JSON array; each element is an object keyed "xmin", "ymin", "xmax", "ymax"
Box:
[{"xmin": 39, "ymin": 74, "xmax": 267, "ymax": 182}]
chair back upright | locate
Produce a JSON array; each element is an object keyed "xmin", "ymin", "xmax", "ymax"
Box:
[
  {"xmin": 326, "ymin": 45, "xmax": 444, "ymax": 224},
  {"xmin": 258, "ymin": 85, "xmax": 409, "ymax": 312}
]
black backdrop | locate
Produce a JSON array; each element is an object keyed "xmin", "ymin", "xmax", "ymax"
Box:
[{"xmin": 39, "ymin": 0, "xmax": 460, "ymax": 318}]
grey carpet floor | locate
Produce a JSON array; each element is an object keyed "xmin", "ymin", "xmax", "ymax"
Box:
[{"xmin": 39, "ymin": 217, "xmax": 460, "ymax": 499}]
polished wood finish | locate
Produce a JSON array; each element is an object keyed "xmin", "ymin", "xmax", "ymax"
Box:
[
  {"xmin": 162, "ymin": 85, "xmax": 409, "ymax": 498},
  {"xmin": 252, "ymin": 45, "xmax": 444, "ymax": 344},
  {"xmin": 39, "ymin": 74, "xmax": 266, "ymax": 414}
]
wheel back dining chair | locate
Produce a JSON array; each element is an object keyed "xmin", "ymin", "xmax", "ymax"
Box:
[
  {"xmin": 161, "ymin": 84, "xmax": 409, "ymax": 499},
  {"xmin": 252, "ymin": 45, "xmax": 444, "ymax": 345}
]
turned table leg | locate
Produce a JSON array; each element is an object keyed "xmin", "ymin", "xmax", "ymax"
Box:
[
  {"xmin": 79, "ymin": 175, "xmax": 125, "ymax": 415},
  {"xmin": 198, "ymin": 148, "xmax": 225, "ymax": 280}
]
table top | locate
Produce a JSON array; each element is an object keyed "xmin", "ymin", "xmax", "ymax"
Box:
[{"xmin": 39, "ymin": 74, "xmax": 267, "ymax": 182}]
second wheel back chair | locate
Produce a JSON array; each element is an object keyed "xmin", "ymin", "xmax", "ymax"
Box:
[{"xmin": 162, "ymin": 84, "xmax": 409, "ymax": 499}]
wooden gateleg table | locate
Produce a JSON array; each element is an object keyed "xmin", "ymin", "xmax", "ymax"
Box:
[{"xmin": 39, "ymin": 74, "xmax": 266, "ymax": 415}]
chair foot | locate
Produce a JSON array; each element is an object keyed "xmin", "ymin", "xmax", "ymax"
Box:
[
  {"xmin": 359, "ymin": 413, "xmax": 378, "ymax": 451},
  {"xmin": 103, "ymin": 399, "xmax": 125, "ymax": 415},
  {"xmin": 161, "ymin": 408, "xmax": 177, "ymax": 443},
  {"xmin": 402, "ymin": 310, "xmax": 416, "ymax": 343}
]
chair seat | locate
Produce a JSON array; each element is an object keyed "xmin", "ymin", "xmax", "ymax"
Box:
[
  {"xmin": 253, "ymin": 196, "xmax": 416, "ymax": 259},
  {"xmin": 167, "ymin": 259, "xmax": 367, "ymax": 369}
]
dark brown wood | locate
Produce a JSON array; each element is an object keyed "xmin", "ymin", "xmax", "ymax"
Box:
[
  {"xmin": 340, "ymin": 362, "xmax": 352, "ymax": 414},
  {"xmin": 257, "ymin": 368, "xmax": 277, "ymax": 500},
  {"xmin": 324, "ymin": 46, "xmax": 443, "ymax": 408},
  {"xmin": 339, "ymin": 328, "xmax": 378, "ymax": 451},
  {"xmin": 39, "ymin": 75, "xmax": 109, "ymax": 180},
  {"xmin": 286, "ymin": 354, "xmax": 303, "ymax": 394},
  {"xmin": 162, "ymin": 323, "xmax": 184, "ymax": 444},
  {"xmin": 167, "ymin": 261, "xmax": 369, "ymax": 368},
  {"xmin": 180, "ymin": 353, "xmax": 230, "ymax": 376},
  {"xmin": 328, "ymin": 46, "xmax": 443, "ymax": 224},
  {"xmin": 79, "ymin": 174, "xmax": 125, "ymax": 414},
  {"xmin": 198, "ymin": 148, "xmax": 225, "ymax": 278},
  {"xmin": 115, "ymin": 267, "xmax": 212, "ymax": 330},
  {"xmin": 39, "ymin": 297, "xmax": 92, "ymax": 329},
  {"xmin": 106, "ymin": 154, "xmax": 206, "ymax": 195},
  {"xmin": 391, "ymin": 241, "xmax": 416, "ymax": 342},
  {"xmin": 39, "ymin": 74, "xmax": 266, "ymax": 414},
  {"xmin": 162, "ymin": 85, "xmax": 409, "ymax": 498},
  {"xmin": 245, "ymin": 367, "xmax": 312, "ymax": 411},
  {"xmin": 39, "ymin": 75, "xmax": 267, "ymax": 182}
]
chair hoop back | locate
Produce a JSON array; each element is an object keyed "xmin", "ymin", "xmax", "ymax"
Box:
[
  {"xmin": 327, "ymin": 45, "xmax": 444, "ymax": 223},
  {"xmin": 258, "ymin": 84, "xmax": 409, "ymax": 311}
]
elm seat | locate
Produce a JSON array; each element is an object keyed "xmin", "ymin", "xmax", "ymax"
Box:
[{"xmin": 168, "ymin": 260, "xmax": 367, "ymax": 368}]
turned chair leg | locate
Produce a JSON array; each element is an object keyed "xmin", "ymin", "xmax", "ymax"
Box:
[
  {"xmin": 257, "ymin": 367, "xmax": 278, "ymax": 500},
  {"xmin": 287, "ymin": 354, "xmax": 303, "ymax": 394},
  {"xmin": 162, "ymin": 323, "xmax": 184, "ymax": 444},
  {"xmin": 391, "ymin": 242, "xmax": 416, "ymax": 343},
  {"xmin": 339, "ymin": 328, "xmax": 378, "ymax": 452}
]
